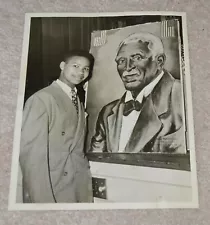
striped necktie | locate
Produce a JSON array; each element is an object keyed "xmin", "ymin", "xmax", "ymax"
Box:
[{"xmin": 71, "ymin": 89, "xmax": 78, "ymax": 114}]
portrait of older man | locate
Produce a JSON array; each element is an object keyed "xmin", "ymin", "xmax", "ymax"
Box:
[{"xmin": 90, "ymin": 32, "xmax": 185, "ymax": 153}]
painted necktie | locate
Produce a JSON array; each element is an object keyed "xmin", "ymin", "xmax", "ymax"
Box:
[{"xmin": 123, "ymin": 99, "xmax": 143, "ymax": 116}]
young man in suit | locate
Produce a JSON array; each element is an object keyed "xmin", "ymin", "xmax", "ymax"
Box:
[
  {"xmin": 90, "ymin": 32, "xmax": 185, "ymax": 153},
  {"xmin": 20, "ymin": 50, "xmax": 94, "ymax": 203}
]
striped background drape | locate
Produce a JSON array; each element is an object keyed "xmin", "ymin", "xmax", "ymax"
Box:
[{"xmin": 24, "ymin": 15, "xmax": 181, "ymax": 103}]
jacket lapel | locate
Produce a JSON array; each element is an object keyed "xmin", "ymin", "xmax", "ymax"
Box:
[
  {"xmin": 49, "ymin": 82, "xmax": 85, "ymax": 152},
  {"xmin": 152, "ymin": 70, "xmax": 175, "ymax": 116},
  {"xmin": 70, "ymin": 96, "xmax": 85, "ymax": 152},
  {"xmin": 107, "ymin": 95, "xmax": 125, "ymax": 152},
  {"xmin": 125, "ymin": 71, "xmax": 175, "ymax": 152},
  {"xmin": 125, "ymin": 96, "xmax": 163, "ymax": 152},
  {"xmin": 50, "ymin": 82, "xmax": 73, "ymax": 113}
]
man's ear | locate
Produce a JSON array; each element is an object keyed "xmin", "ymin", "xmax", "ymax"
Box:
[
  {"xmin": 60, "ymin": 61, "xmax": 65, "ymax": 70},
  {"xmin": 156, "ymin": 54, "xmax": 166, "ymax": 68}
]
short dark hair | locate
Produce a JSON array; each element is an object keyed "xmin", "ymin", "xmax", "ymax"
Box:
[{"xmin": 63, "ymin": 49, "xmax": 94, "ymax": 73}]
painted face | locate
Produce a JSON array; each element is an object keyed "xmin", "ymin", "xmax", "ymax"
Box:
[
  {"xmin": 115, "ymin": 41, "xmax": 160, "ymax": 92},
  {"xmin": 60, "ymin": 56, "xmax": 90, "ymax": 87}
]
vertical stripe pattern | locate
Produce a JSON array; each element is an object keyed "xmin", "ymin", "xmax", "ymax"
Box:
[
  {"xmin": 161, "ymin": 20, "xmax": 176, "ymax": 38},
  {"xmin": 93, "ymin": 30, "xmax": 107, "ymax": 46}
]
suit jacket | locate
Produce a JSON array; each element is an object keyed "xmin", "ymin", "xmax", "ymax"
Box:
[
  {"xmin": 90, "ymin": 71, "xmax": 186, "ymax": 153},
  {"xmin": 20, "ymin": 81, "xmax": 92, "ymax": 203}
]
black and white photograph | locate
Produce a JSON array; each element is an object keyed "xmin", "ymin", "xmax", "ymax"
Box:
[{"xmin": 9, "ymin": 12, "xmax": 198, "ymax": 210}]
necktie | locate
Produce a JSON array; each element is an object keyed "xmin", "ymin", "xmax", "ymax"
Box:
[
  {"xmin": 123, "ymin": 99, "xmax": 143, "ymax": 116},
  {"xmin": 71, "ymin": 89, "xmax": 78, "ymax": 114}
]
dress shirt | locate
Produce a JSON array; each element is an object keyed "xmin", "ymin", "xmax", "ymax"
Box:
[
  {"xmin": 56, "ymin": 79, "xmax": 77, "ymax": 100},
  {"xmin": 118, "ymin": 71, "xmax": 164, "ymax": 152}
]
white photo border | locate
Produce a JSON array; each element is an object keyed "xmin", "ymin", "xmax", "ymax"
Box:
[{"xmin": 8, "ymin": 11, "xmax": 198, "ymax": 211}]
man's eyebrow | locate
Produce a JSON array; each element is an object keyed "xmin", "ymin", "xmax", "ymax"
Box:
[
  {"xmin": 131, "ymin": 51, "xmax": 145, "ymax": 57},
  {"xmin": 115, "ymin": 56, "xmax": 125, "ymax": 61}
]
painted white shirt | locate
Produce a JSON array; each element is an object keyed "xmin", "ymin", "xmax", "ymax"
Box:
[{"xmin": 118, "ymin": 71, "xmax": 164, "ymax": 152}]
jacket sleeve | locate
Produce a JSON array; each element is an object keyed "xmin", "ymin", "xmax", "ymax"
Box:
[
  {"xmin": 19, "ymin": 94, "xmax": 56, "ymax": 203},
  {"xmin": 168, "ymin": 80, "xmax": 186, "ymax": 153},
  {"xmin": 171, "ymin": 80, "xmax": 183, "ymax": 128},
  {"xmin": 89, "ymin": 108, "xmax": 108, "ymax": 152}
]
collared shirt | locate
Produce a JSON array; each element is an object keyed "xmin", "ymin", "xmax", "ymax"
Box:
[
  {"xmin": 56, "ymin": 79, "xmax": 77, "ymax": 100},
  {"xmin": 56, "ymin": 79, "xmax": 89, "ymax": 119},
  {"xmin": 118, "ymin": 71, "xmax": 164, "ymax": 152}
]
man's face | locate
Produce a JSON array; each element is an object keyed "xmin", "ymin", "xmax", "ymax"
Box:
[
  {"xmin": 61, "ymin": 56, "xmax": 90, "ymax": 87},
  {"xmin": 115, "ymin": 41, "xmax": 160, "ymax": 92}
]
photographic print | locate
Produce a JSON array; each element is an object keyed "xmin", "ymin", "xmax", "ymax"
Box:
[{"xmin": 9, "ymin": 12, "xmax": 198, "ymax": 210}]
